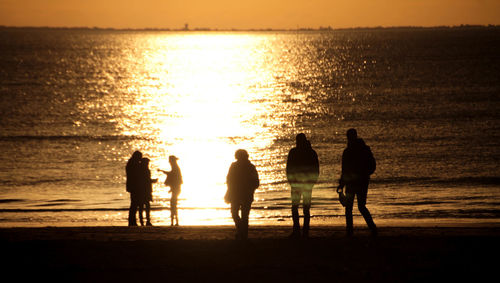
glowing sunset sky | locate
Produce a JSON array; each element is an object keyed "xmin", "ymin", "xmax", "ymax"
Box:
[{"xmin": 1, "ymin": 0, "xmax": 499, "ymax": 29}]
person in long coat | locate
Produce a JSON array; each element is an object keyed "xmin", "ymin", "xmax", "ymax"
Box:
[
  {"xmin": 126, "ymin": 151, "xmax": 143, "ymax": 226},
  {"xmin": 225, "ymin": 149, "xmax": 259, "ymax": 240}
]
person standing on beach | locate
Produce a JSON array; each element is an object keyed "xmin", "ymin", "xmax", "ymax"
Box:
[
  {"xmin": 286, "ymin": 133, "xmax": 319, "ymax": 238},
  {"xmin": 225, "ymin": 149, "xmax": 260, "ymax": 240},
  {"xmin": 160, "ymin": 155, "xmax": 183, "ymax": 226},
  {"xmin": 338, "ymin": 128, "xmax": 377, "ymax": 236},
  {"xmin": 126, "ymin": 151, "xmax": 143, "ymax": 226},
  {"xmin": 139, "ymin": 157, "xmax": 157, "ymax": 226}
]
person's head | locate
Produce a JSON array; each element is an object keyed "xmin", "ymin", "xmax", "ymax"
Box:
[
  {"xmin": 235, "ymin": 149, "xmax": 249, "ymax": 161},
  {"xmin": 132, "ymin": 151, "xmax": 142, "ymax": 160},
  {"xmin": 346, "ymin": 128, "xmax": 358, "ymax": 147},
  {"xmin": 169, "ymin": 155, "xmax": 178, "ymax": 164},
  {"xmin": 346, "ymin": 128, "xmax": 357, "ymax": 142},
  {"xmin": 296, "ymin": 133, "xmax": 308, "ymax": 148},
  {"xmin": 142, "ymin": 157, "xmax": 150, "ymax": 166}
]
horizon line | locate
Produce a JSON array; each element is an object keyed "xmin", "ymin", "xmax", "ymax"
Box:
[{"xmin": 1, "ymin": 24, "xmax": 499, "ymax": 32}]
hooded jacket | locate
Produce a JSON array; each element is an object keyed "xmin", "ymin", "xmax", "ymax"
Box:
[
  {"xmin": 341, "ymin": 138, "xmax": 376, "ymax": 185},
  {"xmin": 286, "ymin": 139, "xmax": 319, "ymax": 185},
  {"xmin": 226, "ymin": 159, "xmax": 259, "ymax": 203}
]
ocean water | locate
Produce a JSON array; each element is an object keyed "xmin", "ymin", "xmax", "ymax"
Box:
[{"xmin": 0, "ymin": 27, "xmax": 499, "ymax": 227}]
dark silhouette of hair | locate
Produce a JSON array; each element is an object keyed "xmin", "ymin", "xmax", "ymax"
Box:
[
  {"xmin": 235, "ymin": 149, "xmax": 249, "ymax": 161},
  {"xmin": 132, "ymin": 151, "xmax": 142, "ymax": 160},
  {"xmin": 347, "ymin": 128, "xmax": 357, "ymax": 141},
  {"xmin": 296, "ymin": 133, "xmax": 307, "ymax": 147}
]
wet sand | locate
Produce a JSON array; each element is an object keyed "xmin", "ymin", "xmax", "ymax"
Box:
[{"xmin": 2, "ymin": 225, "xmax": 499, "ymax": 282}]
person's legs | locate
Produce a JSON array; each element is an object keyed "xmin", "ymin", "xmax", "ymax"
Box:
[
  {"xmin": 240, "ymin": 201, "xmax": 252, "ymax": 240},
  {"xmin": 290, "ymin": 185, "xmax": 301, "ymax": 237},
  {"xmin": 344, "ymin": 192, "xmax": 355, "ymax": 236},
  {"xmin": 302, "ymin": 186, "xmax": 313, "ymax": 238},
  {"xmin": 170, "ymin": 195, "xmax": 177, "ymax": 226},
  {"xmin": 302, "ymin": 204, "xmax": 310, "ymax": 238},
  {"xmin": 357, "ymin": 185, "xmax": 377, "ymax": 235},
  {"xmin": 145, "ymin": 201, "xmax": 152, "ymax": 226},
  {"xmin": 128, "ymin": 194, "xmax": 138, "ymax": 226},
  {"xmin": 231, "ymin": 202, "xmax": 241, "ymax": 239},
  {"xmin": 171, "ymin": 189, "xmax": 180, "ymax": 226},
  {"xmin": 173, "ymin": 193, "xmax": 179, "ymax": 225},
  {"xmin": 138, "ymin": 203, "xmax": 144, "ymax": 226}
]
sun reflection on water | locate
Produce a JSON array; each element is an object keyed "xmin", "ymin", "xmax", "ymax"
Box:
[{"xmin": 121, "ymin": 33, "xmax": 283, "ymax": 224}]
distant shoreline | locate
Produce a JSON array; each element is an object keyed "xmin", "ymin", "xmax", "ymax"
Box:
[{"xmin": 1, "ymin": 24, "xmax": 499, "ymax": 32}]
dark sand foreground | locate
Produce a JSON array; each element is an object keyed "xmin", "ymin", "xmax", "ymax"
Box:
[{"xmin": 2, "ymin": 225, "xmax": 499, "ymax": 282}]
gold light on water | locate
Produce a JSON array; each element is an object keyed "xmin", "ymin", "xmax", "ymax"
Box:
[{"xmin": 120, "ymin": 32, "xmax": 284, "ymax": 225}]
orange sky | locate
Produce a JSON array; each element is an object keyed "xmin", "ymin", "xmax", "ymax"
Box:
[{"xmin": 1, "ymin": 0, "xmax": 499, "ymax": 29}]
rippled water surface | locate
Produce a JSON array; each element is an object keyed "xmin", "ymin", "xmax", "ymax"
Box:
[{"xmin": 1, "ymin": 27, "xmax": 499, "ymax": 226}]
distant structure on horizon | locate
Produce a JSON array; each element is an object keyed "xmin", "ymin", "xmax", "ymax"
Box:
[{"xmin": 1, "ymin": 24, "xmax": 498, "ymax": 32}]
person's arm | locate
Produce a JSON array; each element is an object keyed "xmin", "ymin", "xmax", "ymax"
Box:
[
  {"xmin": 286, "ymin": 150, "xmax": 295, "ymax": 182},
  {"xmin": 285, "ymin": 152, "xmax": 291, "ymax": 178},
  {"xmin": 226, "ymin": 164, "xmax": 235, "ymax": 189},
  {"xmin": 339, "ymin": 150, "xmax": 346, "ymax": 186},
  {"xmin": 251, "ymin": 164, "xmax": 259, "ymax": 190},
  {"xmin": 312, "ymin": 150, "xmax": 320, "ymax": 181},
  {"xmin": 224, "ymin": 164, "xmax": 235, "ymax": 203}
]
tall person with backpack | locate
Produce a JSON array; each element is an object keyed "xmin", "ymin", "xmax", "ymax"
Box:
[{"xmin": 337, "ymin": 128, "xmax": 377, "ymax": 236}]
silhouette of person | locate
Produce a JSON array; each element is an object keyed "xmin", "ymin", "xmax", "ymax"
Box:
[
  {"xmin": 225, "ymin": 149, "xmax": 259, "ymax": 240},
  {"xmin": 286, "ymin": 133, "xmax": 319, "ymax": 238},
  {"xmin": 160, "ymin": 155, "xmax": 183, "ymax": 226},
  {"xmin": 126, "ymin": 151, "xmax": 143, "ymax": 226},
  {"xmin": 338, "ymin": 128, "xmax": 377, "ymax": 236},
  {"xmin": 139, "ymin": 157, "xmax": 157, "ymax": 226}
]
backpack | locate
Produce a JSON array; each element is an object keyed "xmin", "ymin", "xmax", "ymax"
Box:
[
  {"xmin": 364, "ymin": 146, "xmax": 376, "ymax": 175},
  {"xmin": 357, "ymin": 138, "xmax": 376, "ymax": 176}
]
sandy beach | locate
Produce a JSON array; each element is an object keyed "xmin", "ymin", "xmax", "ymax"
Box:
[{"xmin": 2, "ymin": 225, "xmax": 499, "ymax": 282}]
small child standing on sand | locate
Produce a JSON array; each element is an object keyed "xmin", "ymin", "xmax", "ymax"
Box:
[{"xmin": 159, "ymin": 155, "xmax": 183, "ymax": 226}]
